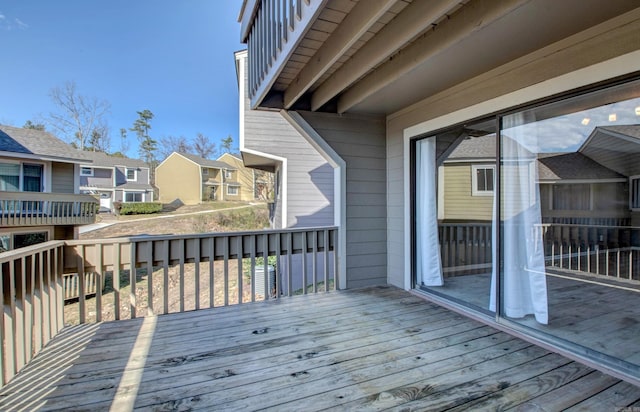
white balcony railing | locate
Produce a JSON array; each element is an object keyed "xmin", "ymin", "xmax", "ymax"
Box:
[
  {"xmin": 0, "ymin": 191, "xmax": 98, "ymax": 227},
  {"xmin": 0, "ymin": 226, "xmax": 338, "ymax": 388}
]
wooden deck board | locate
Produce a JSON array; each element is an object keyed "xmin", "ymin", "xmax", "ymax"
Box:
[{"xmin": 0, "ymin": 286, "xmax": 638, "ymax": 411}]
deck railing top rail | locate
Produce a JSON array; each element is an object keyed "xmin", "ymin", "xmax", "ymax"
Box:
[
  {"xmin": 0, "ymin": 190, "xmax": 99, "ymax": 227},
  {"xmin": 0, "ymin": 226, "xmax": 339, "ymax": 389}
]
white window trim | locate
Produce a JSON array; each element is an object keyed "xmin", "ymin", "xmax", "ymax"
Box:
[
  {"xmin": 224, "ymin": 170, "xmax": 233, "ymax": 179},
  {"xmin": 471, "ymin": 165, "xmax": 495, "ymax": 196},
  {"xmin": 126, "ymin": 168, "xmax": 137, "ymax": 182},
  {"xmin": 80, "ymin": 166, "xmax": 93, "ymax": 176},
  {"xmin": 227, "ymin": 185, "xmax": 239, "ymax": 195}
]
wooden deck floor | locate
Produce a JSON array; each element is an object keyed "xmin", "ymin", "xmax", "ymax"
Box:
[{"xmin": 1, "ymin": 286, "xmax": 640, "ymax": 411}]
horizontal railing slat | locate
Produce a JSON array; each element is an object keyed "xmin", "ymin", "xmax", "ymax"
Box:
[{"xmin": 0, "ymin": 227, "xmax": 338, "ymax": 390}]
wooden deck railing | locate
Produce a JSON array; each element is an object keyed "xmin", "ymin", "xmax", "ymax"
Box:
[
  {"xmin": 0, "ymin": 241, "xmax": 66, "ymax": 387},
  {"xmin": 439, "ymin": 221, "xmax": 640, "ymax": 282},
  {"xmin": 243, "ymin": 0, "xmax": 319, "ymax": 103},
  {"xmin": 538, "ymin": 223, "xmax": 640, "ymax": 281},
  {"xmin": 0, "ymin": 226, "xmax": 338, "ymax": 389},
  {"xmin": 0, "ymin": 191, "xmax": 98, "ymax": 227},
  {"xmin": 439, "ymin": 223, "xmax": 492, "ymax": 275}
]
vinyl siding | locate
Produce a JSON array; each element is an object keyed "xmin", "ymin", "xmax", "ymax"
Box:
[
  {"xmin": 385, "ymin": 13, "xmax": 640, "ymax": 289},
  {"xmin": 581, "ymin": 133, "xmax": 640, "ymax": 177},
  {"xmin": 115, "ymin": 165, "xmax": 149, "ymax": 186},
  {"xmin": 298, "ymin": 111, "xmax": 387, "ymax": 289},
  {"xmin": 241, "ymin": 53, "xmax": 334, "ymax": 229},
  {"xmin": 80, "ymin": 168, "xmax": 112, "ymax": 189},
  {"xmin": 156, "ymin": 154, "xmax": 201, "ymax": 204},
  {"xmin": 51, "ymin": 162, "xmax": 74, "ymax": 194},
  {"xmin": 442, "ymin": 164, "xmax": 493, "ymax": 221},
  {"xmin": 218, "ymin": 154, "xmax": 256, "ymax": 201}
]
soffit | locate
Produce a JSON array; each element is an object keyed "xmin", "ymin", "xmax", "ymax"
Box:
[{"xmin": 259, "ymin": 0, "xmax": 639, "ymax": 115}]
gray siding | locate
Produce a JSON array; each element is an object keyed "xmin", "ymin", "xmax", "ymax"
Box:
[
  {"xmin": 114, "ymin": 165, "xmax": 149, "ymax": 186},
  {"xmin": 385, "ymin": 15, "xmax": 640, "ymax": 289},
  {"xmin": 298, "ymin": 111, "xmax": 387, "ymax": 289},
  {"xmin": 241, "ymin": 54, "xmax": 334, "ymax": 229},
  {"xmin": 80, "ymin": 168, "xmax": 112, "ymax": 188},
  {"xmin": 51, "ymin": 162, "xmax": 74, "ymax": 193}
]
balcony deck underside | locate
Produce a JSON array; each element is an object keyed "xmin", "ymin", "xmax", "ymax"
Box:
[{"xmin": 1, "ymin": 286, "xmax": 639, "ymax": 411}]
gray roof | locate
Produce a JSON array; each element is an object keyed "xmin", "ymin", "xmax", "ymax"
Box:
[
  {"xmin": 598, "ymin": 125, "xmax": 640, "ymax": 139},
  {"xmin": 80, "ymin": 150, "xmax": 147, "ymax": 168},
  {"xmin": 446, "ymin": 132, "xmax": 623, "ymax": 181},
  {"xmin": 0, "ymin": 124, "xmax": 90, "ymax": 163},
  {"xmin": 178, "ymin": 152, "xmax": 236, "ymax": 170},
  {"xmin": 537, "ymin": 152, "xmax": 624, "ymax": 181},
  {"xmin": 448, "ymin": 134, "xmax": 496, "ymax": 160}
]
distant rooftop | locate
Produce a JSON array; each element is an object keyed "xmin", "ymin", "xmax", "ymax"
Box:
[{"xmin": 0, "ymin": 124, "xmax": 91, "ymax": 163}]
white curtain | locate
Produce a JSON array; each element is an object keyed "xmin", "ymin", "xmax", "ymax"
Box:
[
  {"xmin": 490, "ymin": 125, "xmax": 548, "ymax": 324},
  {"xmin": 416, "ymin": 138, "xmax": 443, "ymax": 286}
]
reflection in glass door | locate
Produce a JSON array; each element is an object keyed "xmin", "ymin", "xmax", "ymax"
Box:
[
  {"xmin": 499, "ymin": 78, "xmax": 640, "ymax": 376},
  {"xmin": 415, "ymin": 120, "xmax": 496, "ymax": 314}
]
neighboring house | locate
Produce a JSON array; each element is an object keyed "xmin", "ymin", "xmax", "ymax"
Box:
[
  {"xmin": 216, "ymin": 152, "xmax": 274, "ymax": 202},
  {"xmin": 239, "ymin": 0, "xmax": 640, "ymax": 385},
  {"xmin": 0, "ymin": 125, "xmax": 98, "ymax": 251},
  {"xmin": 78, "ymin": 151, "xmax": 154, "ymax": 211},
  {"xmin": 439, "ymin": 132, "xmax": 631, "ymax": 225},
  {"xmin": 236, "ymin": 50, "xmax": 337, "ymax": 230},
  {"xmin": 155, "ymin": 152, "xmax": 238, "ymax": 205}
]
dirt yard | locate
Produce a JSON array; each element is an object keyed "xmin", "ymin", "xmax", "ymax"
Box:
[{"xmin": 64, "ymin": 202, "xmax": 271, "ymax": 325}]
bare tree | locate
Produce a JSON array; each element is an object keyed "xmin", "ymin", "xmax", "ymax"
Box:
[
  {"xmin": 87, "ymin": 122, "xmax": 111, "ymax": 152},
  {"xmin": 47, "ymin": 81, "xmax": 111, "ymax": 151},
  {"xmin": 159, "ymin": 135, "xmax": 192, "ymax": 159},
  {"xmin": 193, "ymin": 133, "xmax": 216, "ymax": 158}
]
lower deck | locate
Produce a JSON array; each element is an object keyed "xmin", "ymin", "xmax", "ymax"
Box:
[
  {"xmin": 1, "ymin": 286, "xmax": 639, "ymax": 411},
  {"xmin": 427, "ymin": 270, "xmax": 640, "ymax": 368}
]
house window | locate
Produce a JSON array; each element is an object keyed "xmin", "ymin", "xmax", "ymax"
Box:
[
  {"xmin": 224, "ymin": 170, "xmax": 233, "ymax": 179},
  {"xmin": 125, "ymin": 192, "xmax": 143, "ymax": 202},
  {"xmin": 552, "ymin": 184, "xmax": 591, "ymax": 210},
  {"xmin": 0, "ymin": 162, "xmax": 43, "ymax": 192},
  {"xmin": 227, "ymin": 186, "xmax": 239, "ymax": 196},
  {"xmin": 80, "ymin": 167, "xmax": 93, "ymax": 176},
  {"xmin": 0, "ymin": 163, "xmax": 20, "ymax": 191},
  {"xmin": 0, "ymin": 230, "xmax": 49, "ymax": 252},
  {"xmin": 126, "ymin": 168, "xmax": 137, "ymax": 181},
  {"xmin": 471, "ymin": 165, "xmax": 495, "ymax": 196},
  {"xmin": 631, "ymin": 177, "xmax": 640, "ymax": 210},
  {"xmin": 202, "ymin": 168, "xmax": 209, "ymax": 175},
  {"xmin": 22, "ymin": 164, "xmax": 43, "ymax": 192}
]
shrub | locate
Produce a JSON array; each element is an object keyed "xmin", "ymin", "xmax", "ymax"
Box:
[{"xmin": 118, "ymin": 202, "xmax": 163, "ymax": 215}]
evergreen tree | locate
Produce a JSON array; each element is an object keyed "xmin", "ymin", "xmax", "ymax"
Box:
[{"xmin": 130, "ymin": 109, "xmax": 157, "ymax": 165}]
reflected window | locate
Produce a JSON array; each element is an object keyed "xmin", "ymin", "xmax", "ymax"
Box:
[{"xmin": 499, "ymin": 77, "xmax": 640, "ymax": 373}]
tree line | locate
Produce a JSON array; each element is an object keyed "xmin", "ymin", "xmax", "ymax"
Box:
[{"xmin": 22, "ymin": 81, "xmax": 236, "ymax": 166}]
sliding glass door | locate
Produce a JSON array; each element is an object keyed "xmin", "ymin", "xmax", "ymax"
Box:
[
  {"xmin": 414, "ymin": 76, "xmax": 640, "ymax": 378},
  {"xmin": 415, "ymin": 120, "xmax": 496, "ymax": 315}
]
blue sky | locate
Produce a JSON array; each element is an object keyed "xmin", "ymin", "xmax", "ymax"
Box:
[{"xmin": 0, "ymin": 0, "xmax": 245, "ymax": 158}]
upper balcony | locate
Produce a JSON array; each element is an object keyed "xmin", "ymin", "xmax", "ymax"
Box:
[
  {"xmin": 239, "ymin": 0, "xmax": 640, "ymax": 114},
  {"xmin": 0, "ymin": 226, "xmax": 639, "ymax": 409},
  {"xmin": 0, "ymin": 191, "xmax": 99, "ymax": 228}
]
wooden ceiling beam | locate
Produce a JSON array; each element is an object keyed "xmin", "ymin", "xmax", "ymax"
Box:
[
  {"xmin": 310, "ymin": 0, "xmax": 462, "ymax": 111},
  {"xmin": 336, "ymin": 0, "xmax": 530, "ymax": 113},
  {"xmin": 283, "ymin": 0, "xmax": 399, "ymax": 109}
]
